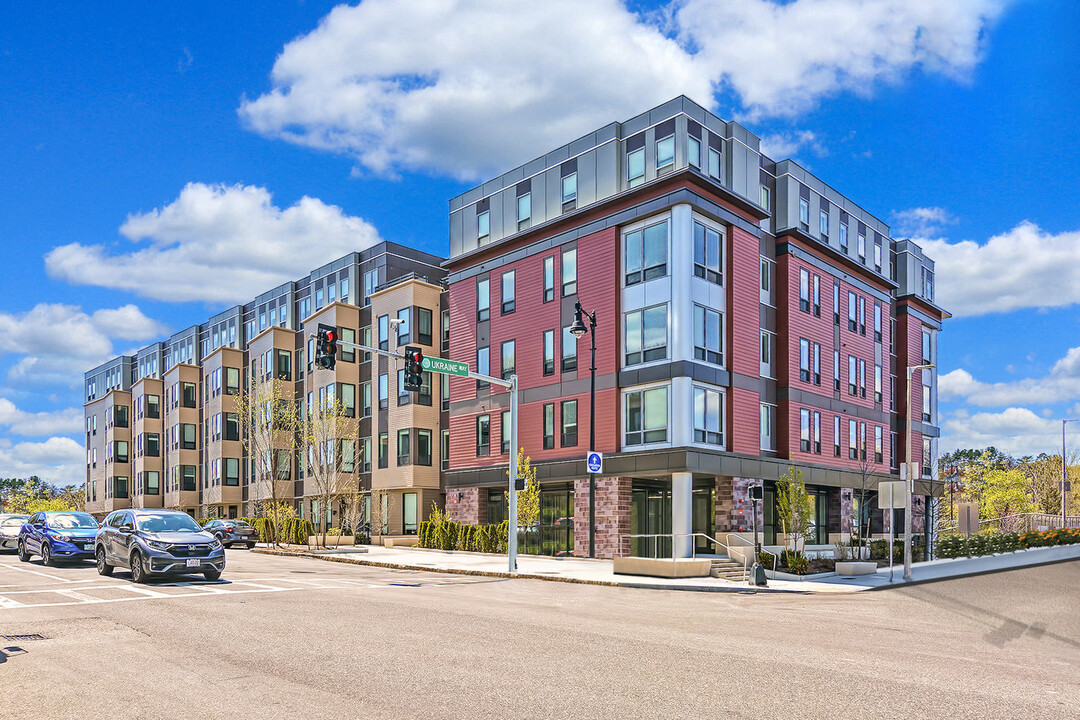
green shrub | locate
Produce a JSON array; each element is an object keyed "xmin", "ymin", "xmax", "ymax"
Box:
[
  {"xmin": 327, "ymin": 527, "xmax": 342, "ymax": 537},
  {"xmin": 938, "ymin": 534, "xmax": 967, "ymax": 559},
  {"xmin": 757, "ymin": 549, "xmax": 777, "ymax": 569},
  {"xmin": 779, "ymin": 549, "xmax": 804, "ymax": 569},
  {"xmin": 786, "ymin": 554, "xmax": 810, "ymax": 574}
]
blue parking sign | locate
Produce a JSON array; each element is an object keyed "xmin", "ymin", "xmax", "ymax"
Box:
[{"xmin": 586, "ymin": 451, "xmax": 602, "ymax": 474}]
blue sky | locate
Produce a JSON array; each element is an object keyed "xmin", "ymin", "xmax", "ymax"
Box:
[{"xmin": 2, "ymin": 0, "xmax": 1079, "ymax": 485}]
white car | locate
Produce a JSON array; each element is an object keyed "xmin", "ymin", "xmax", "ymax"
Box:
[{"xmin": 0, "ymin": 514, "xmax": 29, "ymax": 551}]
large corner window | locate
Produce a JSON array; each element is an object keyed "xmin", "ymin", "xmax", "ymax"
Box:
[
  {"xmin": 693, "ymin": 387, "xmax": 723, "ymax": 446},
  {"xmin": 693, "ymin": 305, "xmax": 722, "ymax": 365},
  {"xmin": 625, "ymin": 386, "xmax": 667, "ymax": 446},
  {"xmin": 624, "ymin": 305, "xmax": 667, "ymax": 366},
  {"xmin": 693, "ymin": 220, "xmax": 722, "ymax": 284},
  {"xmin": 624, "ymin": 219, "xmax": 668, "ymax": 285}
]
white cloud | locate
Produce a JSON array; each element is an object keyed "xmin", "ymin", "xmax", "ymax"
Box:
[
  {"xmin": 940, "ymin": 407, "xmax": 1063, "ymax": 457},
  {"xmin": 759, "ymin": 130, "xmax": 828, "ymax": 160},
  {"xmin": 0, "ymin": 436, "xmax": 84, "ymax": 486},
  {"xmin": 0, "ymin": 398, "xmax": 83, "ymax": 438},
  {"xmin": 891, "ymin": 206, "xmax": 957, "ymax": 237},
  {"xmin": 45, "ymin": 183, "xmax": 382, "ymax": 304},
  {"xmin": 940, "ymin": 345, "xmax": 1080, "ymax": 409},
  {"xmin": 922, "ymin": 221, "xmax": 1080, "ymax": 317},
  {"xmin": 0, "ymin": 303, "xmax": 166, "ymax": 386},
  {"xmin": 238, "ymin": 0, "xmax": 1009, "ymax": 180}
]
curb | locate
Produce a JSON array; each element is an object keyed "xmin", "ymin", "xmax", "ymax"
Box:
[
  {"xmin": 251, "ymin": 548, "xmax": 797, "ymax": 594},
  {"xmin": 864, "ymin": 553, "xmax": 1080, "ymax": 591}
]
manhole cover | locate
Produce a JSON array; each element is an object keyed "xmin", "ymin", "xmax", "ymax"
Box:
[{"xmin": 3, "ymin": 634, "xmax": 46, "ymax": 641}]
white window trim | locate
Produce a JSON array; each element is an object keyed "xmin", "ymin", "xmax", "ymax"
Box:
[
  {"xmin": 620, "ymin": 381, "xmax": 671, "ymax": 451},
  {"xmin": 691, "ymin": 383, "xmax": 726, "ymax": 451},
  {"xmin": 621, "ymin": 211, "xmax": 672, "ymax": 289}
]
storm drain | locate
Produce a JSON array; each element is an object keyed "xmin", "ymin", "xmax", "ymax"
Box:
[{"xmin": 3, "ymin": 633, "xmax": 47, "ymax": 642}]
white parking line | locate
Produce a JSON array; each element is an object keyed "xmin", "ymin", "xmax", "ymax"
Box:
[{"xmin": 0, "ymin": 562, "xmax": 76, "ymax": 583}]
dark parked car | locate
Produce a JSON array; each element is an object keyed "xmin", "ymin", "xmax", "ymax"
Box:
[
  {"xmin": 18, "ymin": 511, "xmax": 99, "ymax": 565},
  {"xmin": 96, "ymin": 509, "xmax": 225, "ymax": 583},
  {"xmin": 203, "ymin": 519, "xmax": 258, "ymax": 549},
  {"xmin": 1, "ymin": 514, "xmax": 30, "ymax": 551}
]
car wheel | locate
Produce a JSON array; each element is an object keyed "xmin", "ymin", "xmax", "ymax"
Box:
[
  {"xmin": 246, "ymin": 543, "xmax": 255, "ymax": 550},
  {"xmin": 96, "ymin": 547, "xmax": 114, "ymax": 576},
  {"xmin": 41, "ymin": 542, "xmax": 53, "ymax": 567},
  {"xmin": 129, "ymin": 551, "xmax": 146, "ymax": 584},
  {"xmin": 204, "ymin": 569, "xmax": 221, "ymax": 581},
  {"xmin": 18, "ymin": 540, "xmax": 30, "ymax": 562}
]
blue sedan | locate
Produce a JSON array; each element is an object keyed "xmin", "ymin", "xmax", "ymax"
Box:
[{"xmin": 18, "ymin": 511, "xmax": 100, "ymax": 565}]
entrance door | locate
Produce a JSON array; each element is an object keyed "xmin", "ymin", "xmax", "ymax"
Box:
[
  {"xmin": 692, "ymin": 488, "xmax": 714, "ymax": 554},
  {"xmin": 807, "ymin": 489, "xmax": 829, "ymax": 545},
  {"xmin": 630, "ymin": 482, "xmax": 671, "ymax": 558}
]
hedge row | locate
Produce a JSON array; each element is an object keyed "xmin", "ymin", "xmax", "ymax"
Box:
[
  {"xmin": 417, "ymin": 519, "xmax": 508, "ymax": 553},
  {"xmin": 939, "ymin": 528, "xmax": 1080, "ymax": 559}
]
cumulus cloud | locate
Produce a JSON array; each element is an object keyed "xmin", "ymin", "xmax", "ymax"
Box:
[
  {"xmin": 940, "ymin": 345, "xmax": 1080, "ymax": 409},
  {"xmin": 940, "ymin": 407, "xmax": 1063, "ymax": 457},
  {"xmin": 759, "ymin": 130, "xmax": 828, "ymax": 160},
  {"xmin": 922, "ymin": 221, "xmax": 1080, "ymax": 317},
  {"xmin": 0, "ymin": 303, "xmax": 166, "ymax": 386},
  {"xmin": 0, "ymin": 398, "xmax": 83, "ymax": 438},
  {"xmin": 891, "ymin": 206, "xmax": 957, "ymax": 237},
  {"xmin": 238, "ymin": 0, "xmax": 1009, "ymax": 180},
  {"xmin": 0, "ymin": 436, "xmax": 84, "ymax": 486},
  {"xmin": 45, "ymin": 182, "xmax": 382, "ymax": 304}
]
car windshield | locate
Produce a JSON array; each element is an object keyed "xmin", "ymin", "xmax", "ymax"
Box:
[
  {"xmin": 135, "ymin": 513, "xmax": 203, "ymax": 533},
  {"xmin": 48, "ymin": 513, "xmax": 98, "ymax": 529},
  {"xmin": 1, "ymin": 516, "xmax": 28, "ymax": 527}
]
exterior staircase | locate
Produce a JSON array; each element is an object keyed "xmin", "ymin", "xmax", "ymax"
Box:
[{"xmin": 709, "ymin": 557, "xmax": 748, "ymax": 581}]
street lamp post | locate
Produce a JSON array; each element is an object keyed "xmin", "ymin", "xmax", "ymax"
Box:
[
  {"xmin": 904, "ymin": 363, "xmax": 934, "ymax": 582},
  {"xmin": 569, "ymin": 302, "xmax": 597, "ymax": 558},
  {"xmin": 1062, "ymin": 419, "xmax": 1079, "ymax": 528}
]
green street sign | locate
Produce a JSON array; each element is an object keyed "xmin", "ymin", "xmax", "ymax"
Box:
[{"xmin": 421, "ymin": 356, "xmax": 470, "ymax": 377}]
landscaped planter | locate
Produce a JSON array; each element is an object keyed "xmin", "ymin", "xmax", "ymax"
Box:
[
  {"xmin": 835, "ymin": 561, "xmax": 878, "ymax": 576},
  {"xmin": 613, "ymin": 556, "xmax": 712, "ymax": 578},
  {"xmin": 764, "ymin": 569, "xmax": 837, "ymax": 581},
  {"xmin": 306, "ymin": 535, "xmax": 355, "ymax": 546}
]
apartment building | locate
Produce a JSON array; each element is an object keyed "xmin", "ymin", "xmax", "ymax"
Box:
[
  {"xmin": 443, "ymin": 96, "xmax": 947, "ymax": 558},
  {"xmin": 84, "ymin": 242, "xmax": 447, "ymax": 541}
]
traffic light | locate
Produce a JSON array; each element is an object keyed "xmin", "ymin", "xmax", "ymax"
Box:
[
  {"xmin": 403, "ymin": 346, "xmax": 424, "ymax": 391},
  {"xmin": 315, "ymin": 323, "xmax": 338, "ymax": 370}
]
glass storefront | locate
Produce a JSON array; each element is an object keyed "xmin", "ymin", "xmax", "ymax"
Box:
[
  {"xmin": 629, "ymin": 479, "xmax": 714, "ymax": 558},
  {"xmin": 488, "ymin": 485, "xmax": 574, "ymax": 556}
]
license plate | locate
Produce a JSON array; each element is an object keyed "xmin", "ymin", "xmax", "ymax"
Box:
[{"xmin": 185, "ymin": 558, "xmax": 200, "ymax": 568}]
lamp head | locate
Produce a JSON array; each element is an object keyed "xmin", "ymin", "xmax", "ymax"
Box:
[{"xmin": 569, "ymin": 304, "xmax": 588, "ymax": 337}]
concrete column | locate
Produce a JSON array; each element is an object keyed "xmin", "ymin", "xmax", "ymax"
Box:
[{"xmin": 672, "ymin": 471, "xmax": 693, "ymax": 558}]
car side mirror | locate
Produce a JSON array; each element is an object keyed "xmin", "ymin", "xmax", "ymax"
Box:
[{"xmin": 119, "ymin": 524, "xmax": 133, "ymax": 533}]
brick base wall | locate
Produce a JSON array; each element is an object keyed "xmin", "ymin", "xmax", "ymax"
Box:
[
  {"xmin": 446, "ymin": 487, "xmax": 480, "ymax": 525},
  {"xmin": 574, "ymin": 476, "xmax": 631, "ymax": 558}
]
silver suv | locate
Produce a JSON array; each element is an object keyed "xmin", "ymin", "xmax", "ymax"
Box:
[{"xmin": 96, "ymin": 509, "xmax": 225, "ymax": 582}]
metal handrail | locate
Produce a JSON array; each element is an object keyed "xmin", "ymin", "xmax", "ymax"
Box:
[{"xmin": 617, "ymin": 532, "xmax": 751, "ymax": 582}]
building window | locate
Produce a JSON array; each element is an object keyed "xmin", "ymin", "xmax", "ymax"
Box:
[
  {"xmin": 147, "ymin": 394, "xmax": 159, "ymax": 419},
  {"xmin": 848, "ymin": 419, "xmax": 857, "ymax": 460},
  {"xmin": 693, "ymin": 386, "xmax": 723, "ymax": 446},
  {"xmin": 760, "ymin": 185, "xmax": 770, "ymax": 209},
  {"xmin": 760, "ymin": 403, "xmax": 775, "ymax": 451},
  {"xmin": 181, "ymin": 424, "xmax": 196, "ymax": 450},
  {"xmin": 146, "ymin": 432, "xmax": 160, "ymax": 457},
  {"xmin": 517, "ymin": 192, "xmax": 531, "ymax": 231},
  {"xmin": 848, "ymin": 291, "xmax": 857, "ymax": 332},
  {"xmin": 875, "ymin": 426, "xmax": 884, "ymax": 464},
  {"xmin": 799, "ymin": 338, "xmax": 810, "ymax": 382},
  {"xmin": 813, "ymin": 343, "xmax": 821, "ymax": 385},
  {"xmin": 656, "ymin": 134, "xmax": 675, "ymax": 172},
  {"xmin": 688, "ymin": 135, "xmax": 701, "ymax": 168},
  {"xmin": 397, "ymin": 429, "xmax": 412, "ymax": 467},
  {"xmin": 543, "ymin": 256, "xmax": 555, "ymax": 302},
  {"xmin": 181, "ymin": 465, "xmax": 197, "ymax": 492},
  {"xmin": 543, "ymin": 330, "xmax": 555, "ymax": 376},
  {"xmin": 812, "ymin": 275, "xmax": 821, "ymax": 317},
  {"xmin": 922, "ymin": 438, "xmax": 933, "ymax": 477},
  {"xmin": 378, "ymin": 373, "xmax": 388, "ymax": 410},
  {"xmin": 693, "ymin": 305, "xmax": 722, "ymax": 364},
  {"xmin": 848, "ymin": 355, "xmax": 857, "ymax": 396},
  {"xmin": 378, "ymin": 315, "xmax": 389, "ymax": 351},
  {"xmin": 562, "ymin": 248, "xmax": 577, "ymax": 296},
  {"xmin": 224, "ymin": 414, "xmax": 239, "ymax": 442},
  {"xmin": 477, "ymin": 346, "xmax": 490, "ymax": 388},
  {"xmin": 501, "ymin": 340, "xmax": 516, "ymax": 379},
  {"xmin": 145, "ymin": 471, "xmax": 159, "ymax": 495},
  {"xmin": 624, "ymin": 387, "xmax": 666, "ymax": 445},
  {"xmin": 923, "ymin": 267, "xmax": 935, "ymax": 302},
  {"xmin": 378, "ymin": 432, "xmax": 388, "ymax": 468},
  {"xmin": 857, "ymin": 232, "xmax": 866, "ymax": 263},
  {"xmin": 874, "ymin": 304, "xmax": 882, "ymax": 343},
  {"xmin": 799, "ymin": 268, "xmax": 810, "ymax": 312},
  {"xmin": 800, "ymin": 409, "xmax": 811, "ymax": 452},
  {"xmin": 858, "ymin": 297, "xmax": 866, "ymax": 335},
  {"xmin": 874, "ymin": 238, "xmax": 882, "ymax": 272},
  {"xmin": 922, "ymin": 330, "xmax": 932, "ymax": 364},
  {"xmin": 799, "ymin": 198, "xmax": 810, "ymax": 229},
  {"xmin": 760, "ymin": 257, "xmax": 772, "ymax": 303},
  {"xmin": 396, "ymin": 307, "xmax": 411, "ymax": 346},
  {"xmin": 875, "ymin": 365, "xmax": 883, "ymax": 403},
  {"xmin": 562, "ymin": 173, "xmax": 577, "ymax": 205},
  {"xmin": 441, "ymin": 430, "xmax": 450, "ymax": 471},
  {"xmin": 708, "ymin": 147, "xmax": 721, "ymax": 180},
  {"xmin": 476, "ymin": 415, "xmax": 490, "ymax": 456},
  {"xmin": 693, "ymin": 220, "xmax": 722, "ymax": 284},
  {"xmin": 625, "ymin": 219, "xmax": 668, "ymax": 285},
  {"xmin": 415, "ymin": 308, "xmax": 432, "ymax": 346},
  {"xmin": 761, "ymin": 331, "xmax": 774, "ymax": 377},
  {"xmin": 363, "ymin": 269, "xmax": 378, "ymax": 306},
  {"xmin": 477, "ymin": 278, "xmax": 490, "ymax": 322},
  {"xmin": 561, "ymin": 400, "xmax": 578, "ymax": 447},
  {"xmin": 839, "ymin": 223, "xmax": 848, "ymax": 253},
  {"xmin": 478, "ymin": 210, "xmax": 490, "ymax": 240},
  {"xmin": 340, "ymin": 382, "xmax": 356, "ymax": 417},
  {"xmin": 182, "ymin": 382, "xmax": 196, "ymax": 408},
  {"xmin": 923, "ymin": 382, "xmax": 932, "ymax": 423},
  {"xmin": 276, "ymin": 349, "xmax": 292, "ymax": 380},
  {"xmin": 543, "ymin": 403, "xmax": 555, "ymax": 449},
  {"xmin": 627, "ymin": 147, "xmax": 645, "ymax": 188},
  {"xmin": 834, "ymin": 416, "xmax": 841, "ymax": 457},
  {"xmin": 224, "ymin": 458, "xmax": 240, "ymax": 486},
  {"xmin": 833, "ymin": 283, "xmax": 840, "ymax": 326},
  {"xmin": 819, "ymin": 210, "xmax": 829, "ymax": 239},
  {"xmin": 562, "ymin": 327, "xmax": 577, "ymax": 371},
  {"xmin": 414, "ymin": 427, "xmax": 432, "ymax": 468},
  {"xmin": 624, "ymin": 305, "xmax": 667, "ymax": 366},
  {"xmin": 501, "ymin": 411, "xmax": 511, "ymax": 455},
  {"xmin": 813, "ymin": 411, "xmax": 822, "ymax": 454},
  {"xmin": 501, "ymin": 271, "xmax": 515, "ymax": 314},
  {"xmin": 859, "ymin": 359, "xmax": 866, "ymax": 398},
  {"xmin": 441, "ymin": 311, "xmax": 450, "ymax": 347}
]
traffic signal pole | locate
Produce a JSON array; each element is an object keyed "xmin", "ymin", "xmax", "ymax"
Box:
[{"xmin": 328, "ymin": 335, "xmax": 521, "ymax": 572}]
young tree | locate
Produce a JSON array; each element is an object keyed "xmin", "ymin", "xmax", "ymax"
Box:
[
  {"xmin": 851, "ymin": 452, "xmax": 878, "ymax": 557},
  {"xmin": 508, "ymin": 448, "xmax": 539, "ymax": 552},
  {"xmin": 776, "ymin": 467, "xmax": 813, "ymax": 554},
  {"xmin": 301, "ymin": 395, "xmax": 360, "ymax": 547},
  {"xmin": 982, "ymin": 468, "xmax": 1035, "ymax": 530},
  {"xmin": 234, "ymin": 374, "xmax": 298, "ymax": 545}
]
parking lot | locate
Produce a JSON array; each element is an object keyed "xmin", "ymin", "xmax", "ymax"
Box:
[{"xmin": 2, "ymin": 548, "xmax": 1078, "ymax": 719}]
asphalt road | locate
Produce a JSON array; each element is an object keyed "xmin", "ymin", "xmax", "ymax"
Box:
[{"xmin": 1, "ymin": 549, "xmax": 1077, "ymax": 719}]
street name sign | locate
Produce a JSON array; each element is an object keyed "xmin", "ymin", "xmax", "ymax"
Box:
[{"xmin": 421, "ymin": 357, "xmax": 469, "ymax": 377}]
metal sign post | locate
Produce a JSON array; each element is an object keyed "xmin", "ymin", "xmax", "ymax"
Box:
[
  {"xmin": 331, "ymin": 335, "xmax": 521, "ymax": 572},
  {"xmin": 879, "ymin": 480, "xmax": 906, "ymax": 582}
]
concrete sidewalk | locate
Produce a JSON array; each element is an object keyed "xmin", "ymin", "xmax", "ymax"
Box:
[{"xmin": 254, "ymin": 542, "xmax": 1080, "ymax": 594}]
